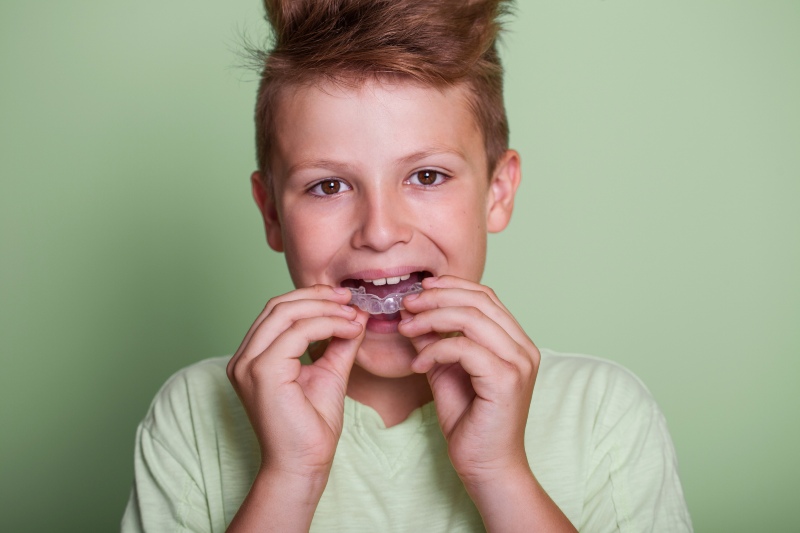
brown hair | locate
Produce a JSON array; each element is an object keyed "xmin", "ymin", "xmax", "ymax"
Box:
[{"xmin": 253, "ymin": 0, "xmax": 513, "ymax": 188}]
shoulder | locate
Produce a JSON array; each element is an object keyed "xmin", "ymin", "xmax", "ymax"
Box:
[
  {"xmin": 538, "ymin": 347, "xmax": 649, "ymax": 387},
  {"xmin": 125, "ymin": 357, "xmax": 249, "ymax": 532},
  {"xmin": 140, "ymin": 356, "xmax": 238, "ymax": 441},
  {"xmin": 155, "ymin": 355, "xmax": 231, "ymax": 394},
  {"xmin": 535, "ymin": 347, "xmax": 657, "ymax": 417},
  {"xmin": 530, "ymin": 349, "xmax": 692, "ymax": 531},
  {"xmin": 145, "ymin": 356, "xmax": 231, "ymax": 411},
  {"xmin": 530, "ymin": 348, "xmax": 676, "ymax": 486}
]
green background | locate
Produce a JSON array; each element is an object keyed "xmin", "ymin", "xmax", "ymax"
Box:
[{"xmin": 1, "ymin": 1, "xmax": 798, "ymax": 531}]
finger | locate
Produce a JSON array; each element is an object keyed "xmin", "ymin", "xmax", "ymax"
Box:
[
  {"xmin": 244, "ymin": 298, "xmax": 357, "ymax": 358},
  {"xmin": 229, "ymin": 295, "xmax": 356, "ymax": 370},
  {"xmin": 399, "ymin": 305, "xmax": 530, "ymax": 368},
  {"xmin": 411, "ymin": 336, "xmax": 524, "ymax": 395},
  {"xmin": 231, "ymin": 316, "xmax": 363, "ymax": 384},
  {"xmin": 398, "ymin": 309, "xmax": 441, "ymax": 354},
  {"xmin": 424, "ymin": 362, "xmax": 474, "ymax": 409},
  {"xmin": 405, "ymin": 283, "xmax": 533, "ymax": 352},
  {"xmin": 314, "ymin": 309, "xmax": 369, "ymax": 384},
  {"xmin": 234, "ymin": 285, "xmax": 352, "ymax": 358},
  {"xmin": 422, "ymin": 275, "xmax": 513, "ymax": 316}
]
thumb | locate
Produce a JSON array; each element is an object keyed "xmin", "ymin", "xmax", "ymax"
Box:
[
  {"xmin": 320, "ymin": 309, "xmax": 368, "ymax": 385},
  {"xmin": 399, "ymin": 309, "xmax": 441, "ymax": 355}
]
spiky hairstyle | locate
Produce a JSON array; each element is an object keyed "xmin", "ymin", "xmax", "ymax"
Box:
[{"xmin": 253, "ymin": 0, "xmax": 513, "ymax": 186}]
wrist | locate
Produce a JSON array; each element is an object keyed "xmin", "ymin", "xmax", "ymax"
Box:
[
  {"xmin": 459, "ymin": 458, "xmax": 535, "ymax": 499},
  {"xmin": 460, "ymin": 463, "xmax": 577, "ymax": 533},
  {"xmin": 255, "ymin": 464, "xmax": 330, "ymax": 506},
  {"xmin": 227, "ymin": 466, "xmax": 329, "ymax": 532},
  {"xmin": 454, "ymin": 448, "xmax": 531, "ymax": 491}
]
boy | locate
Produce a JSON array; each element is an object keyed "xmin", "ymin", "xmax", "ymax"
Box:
[{"xmin": 123, "ymin": 0, "xmax": 692, "ymax": 531}]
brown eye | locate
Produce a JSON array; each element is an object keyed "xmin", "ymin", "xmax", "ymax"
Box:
[
  {"xmin": 320, "ymin": 179, "xmax": 341, "ymax": 194},
  {"xmin": 309, "ymin": 178, "xmax": 350, "ymax": 197},
  {"xmin": 416, "ymin": 170, "xmax": 437, "ymax": 185}
]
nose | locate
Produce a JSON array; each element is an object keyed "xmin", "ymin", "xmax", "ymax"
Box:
[{"xmin": 350, "ymin": 188, "xmax": 413, "ymax": 252}]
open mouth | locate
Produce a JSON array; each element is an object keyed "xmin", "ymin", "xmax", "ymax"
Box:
[
  {"xmin": 341, "ymin": 270, "xmax": 433, "ymax": 326},
  {"xmin": 341, "ymin": 270, "xmax": 432, "ymax": 298}
]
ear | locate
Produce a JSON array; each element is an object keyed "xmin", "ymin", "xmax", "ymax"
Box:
[
  {"xmin": 486, "ymin": 149, "xmax": 522, "ymax": 233},
  {"xmin": 251, "ymin": 171, "xmax": 284, "ymax": 252}
]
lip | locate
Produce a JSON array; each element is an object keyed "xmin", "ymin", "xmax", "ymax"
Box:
[
  {"xmin": 338, "ymin": 265, "xmax": 433, "ymax": 284},
  {"xmin": 365, "ymin": 313, "xmax": 403, "ymax": 334}
]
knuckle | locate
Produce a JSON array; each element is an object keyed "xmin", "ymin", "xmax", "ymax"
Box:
[
  {"xmin": 530, "ymin": 344, "xmax": 541, "ymax": 363},
  {"xmin": 517, "ymin": 353, "xmax": 534, "ymax": 376},
  {"xmin": 264, "ymin": 296, "xmax": 282, "ymax": 314},
  {"xmin": 312, "ymin": 284, "xmax": 331, "ymax": 295},
  {"xmin": 287, "ymin": 319, "xmax": 306, "ymax": 332},
  {"xmin": 503, "ymin": 367, "xmax": 526, "ymax": 388},
  {"xmin": 232, "ymin": 361, "xmax": 249, "ymax": 384},
  {"xmin": 498, "ymin": 358, "xmax": 517, "ymax": 375},
  {"xmin": 422, "ymin": 286, "xmax": 439, "ymax": 299},
  {"xmin": 249, "ymin": 362, "xmax": 270, "ymax": 382},
  {"xmin": 287, "ymin": 317, "xmax": 315, "ymax": 339},
  {"xmin": 465, "ymin": 306, "xmax": 484, "ymax": 320},
  {"xmin": 455, "ymin": 335, "xmax": 472, "ymax": 349},
  {"xmin": 271, "ymin": 300, "xmax": 290, "ymax": 316},
  {"xmin": 446, "ymin": 335, "xmax": 472, "ymax": 352},
  {"xmin": 416, "ymin": 343, "xmax": 434, "ymax": 360},
  {"xmin": 481, "ymin": 289, "xmax": 496, "ymax": 305}
]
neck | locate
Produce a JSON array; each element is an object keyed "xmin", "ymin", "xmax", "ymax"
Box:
[{"xmin": 346, "ymin": 365, "xmax": 433, "ymax": 427}]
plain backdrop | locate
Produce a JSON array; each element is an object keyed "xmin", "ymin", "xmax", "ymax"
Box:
[{"xmin": 1, "ymin": 1, "xmax": 798, "ymax": 531}]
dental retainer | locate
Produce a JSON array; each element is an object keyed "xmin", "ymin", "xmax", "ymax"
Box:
[{"xmin": 348, "ymin": 282, "xmax": 423, "ymax": 314}]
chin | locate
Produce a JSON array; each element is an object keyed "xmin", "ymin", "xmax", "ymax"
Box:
[{"xmin": 355, "ymin": 334, "xmax": 418, "ymax": 378}]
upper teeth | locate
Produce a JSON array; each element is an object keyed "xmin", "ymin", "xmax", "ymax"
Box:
[{"xmin": 365, "ymin": 274, "xmax": 410, "ymax": 286}]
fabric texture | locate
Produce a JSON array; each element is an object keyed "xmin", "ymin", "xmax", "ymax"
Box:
[{"xmin": 121, "ymin": 348, "xmax": 693, "ymax": 532}]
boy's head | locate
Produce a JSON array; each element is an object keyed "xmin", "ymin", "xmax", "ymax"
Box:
[
  {"xmin": 253, "ymin": 0, "xmax": 513, "ymax": 191},
  {"xmin": 249, "ymin": 0, "xmax": 520, "ymax": 376}
]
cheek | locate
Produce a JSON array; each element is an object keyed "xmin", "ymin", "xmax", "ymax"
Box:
[
  {"xmin": 282, "ymin": 215, "xmax": 334, "ymax": 272},
  {"xmin": 282, "ymin": 207, "xmax": 354, "ymax": 272},
  {"xmin": 428, "ymin": 192, "xmax": 487, "ymax": 236},
  {"xmin": 420, "ymin": 194, "xmax": 487, "ymax": 255}
]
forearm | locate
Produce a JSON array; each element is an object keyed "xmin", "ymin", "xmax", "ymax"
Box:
[
  {"xmin": 465, "ymin": 465, "xmax": 577, "ymax": 533},
  {"xmin": 226, "ymin": 468, "xmax": 327, "ymax": 533}
]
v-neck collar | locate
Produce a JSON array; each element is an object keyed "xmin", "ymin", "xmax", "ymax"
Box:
[{"xmin": 343, "ymin": 397, "xmax": 439, "ymax": 477}]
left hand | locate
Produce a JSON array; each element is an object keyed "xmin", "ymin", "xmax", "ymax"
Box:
[{"xmin": 397, "ymin": 275, "xmax": 541, "ymax": 488}]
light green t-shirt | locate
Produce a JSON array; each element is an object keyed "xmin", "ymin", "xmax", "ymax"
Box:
[{"xmin": 121, "ymin": 349, "xmax": 692, "ymax": 532}]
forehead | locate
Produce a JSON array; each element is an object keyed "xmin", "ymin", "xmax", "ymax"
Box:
[{"xmin": 270, "ymin": 79, "xmax": 486, "ymax": 179}]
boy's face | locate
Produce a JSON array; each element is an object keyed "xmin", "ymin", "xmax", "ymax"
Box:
[{"xmin": 253, "ymin": 79, "xmax": 519, "ymax": 377}]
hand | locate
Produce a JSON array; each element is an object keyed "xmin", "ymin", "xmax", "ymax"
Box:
[
  {"xmin": 226, "ymin": 285, "xmax": 368, "ymax": 484},
  {"xmin": 398, "ymin": 275, "xmax": 540, "ymax": 487}
]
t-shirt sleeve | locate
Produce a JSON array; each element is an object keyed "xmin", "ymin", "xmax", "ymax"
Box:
[
  {"xmin": 579, "ymin": 366, "xmax": 693, "ymax": 532},
  {"xmin": 121, "ymin": 372, "xmax": 214, "ymax": 533}
]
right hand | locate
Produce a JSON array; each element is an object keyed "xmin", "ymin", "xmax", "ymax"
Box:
[{"xmin": 226, "ymin": 285, "xmax": 368, "ymax": 483}]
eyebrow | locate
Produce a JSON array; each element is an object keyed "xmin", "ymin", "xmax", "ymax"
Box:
[
  {"xmin": 395, "ymin": 147, "xmax": 467, "ymax": 167},
  {"xmin": 287, "ymin": 159, "xmax": 356, "ymax": 176},
  {"xmin": 287, "ymin": 147, "xmax": 467, "ymax": 177}
]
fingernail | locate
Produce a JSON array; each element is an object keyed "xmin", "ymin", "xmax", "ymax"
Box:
[
  {"xmin": 403, "ymin": 293, "xmax": 419, "ymax": 302},
  {"xmin": 333, "ymin": 287, "xmax": 349, "ymax": 295},
  {"xmin": 399, "ymin": 317, "xmax": 413, "ymax": 325},
  {"xmin": 341, "ymin": 304, "xmax": 355, "ymax": 313},
  {"xmin": 350, "ymin": 320, "xmax": 362, "ymax": 327}
]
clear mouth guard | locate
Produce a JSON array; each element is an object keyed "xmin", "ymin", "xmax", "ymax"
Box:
[{"xmin": 348, "ymin": 282, "xmax": 423, "ymax": 314}]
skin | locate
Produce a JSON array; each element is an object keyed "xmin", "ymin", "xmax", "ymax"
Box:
[{"xmin": 226, "ymin": 80, "xmax": 576, "ymax": 532}]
